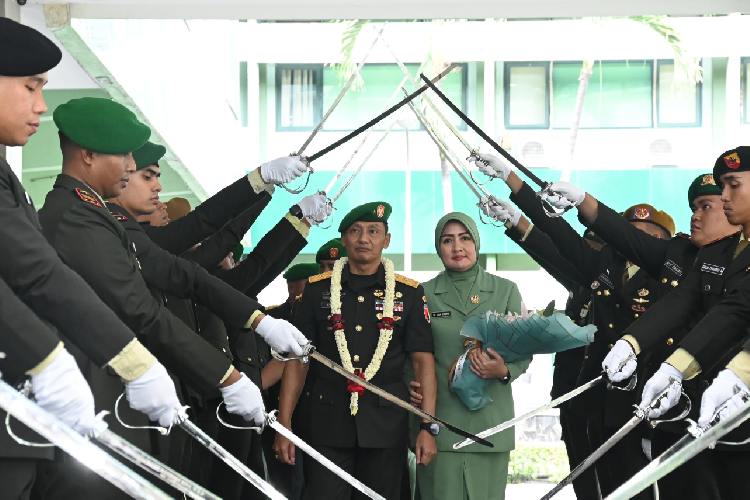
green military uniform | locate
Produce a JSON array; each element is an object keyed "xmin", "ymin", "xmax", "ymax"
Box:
[{"xmin": 418, "ymin": 212, "xmax": 531, "ymax": 500}]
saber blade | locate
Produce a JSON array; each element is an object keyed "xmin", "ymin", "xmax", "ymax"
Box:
[
  {"xmin": 308, "ymin": 350, "xmax": 492, "ymax": 447},
  {"xmin": 179, "ymin": 420, "xmax": 286, "ymax": 500},
  {"xmin": 307, "ymin": 64, "xmax": 458, "ymax": 163},
  {"xmin": 96, "ymin": 429, "xmax": 220, "ymax": 500},
  {"xmin": 269, "ymin": 417, "xmax": 385, "ymax": 500},
  {"xmin": 454, "ymin": 376, "xmax": 604, "ymax": 450},
  {"xmin": 419, "ymin": 73, "xmax": 547, "ymax": 188}
]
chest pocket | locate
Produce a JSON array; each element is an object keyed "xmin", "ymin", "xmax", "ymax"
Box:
[{"xmin": 700, "ymin": 269, "xmax": 725, "ymax": 296}]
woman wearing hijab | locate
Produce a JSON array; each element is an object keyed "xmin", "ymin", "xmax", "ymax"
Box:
[{"xmin": 417, "ymin": 212, "xmax": 532, "ymax": 500}]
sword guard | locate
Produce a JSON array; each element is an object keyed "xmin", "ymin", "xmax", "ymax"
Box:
[
  {"xmin": 215, "ymin": 402, "xmax": 265, "ymax": 434},
  {"xmin": 113, "ymin": 392, "xmax": 174, "ymax": 436},
  {"xmin": 537, "ymin": 185, "xmax": 575, "ymax": 219},
  {"xmin": 648, "ymin": 390, "xmax": 693, "ymax": 427},
  {"xmin": 607, "ymin": 373, "xmax": 638, "ymax": 392},
  {"xmin": 271, "ymin": 343, "xmax": 314, "ymax": 364}
]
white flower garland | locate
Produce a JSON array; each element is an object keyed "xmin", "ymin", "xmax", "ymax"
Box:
[{"xmin": 330, "ymin": 256, "xmax": 396, "ymax": 415}]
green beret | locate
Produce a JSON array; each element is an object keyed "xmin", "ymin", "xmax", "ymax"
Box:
[
  {"xmin": 337, "ymin": 202, "xmax": 392, "ymax": 233},
  {"xmin": 133, "ymin": 141, "xmax": 166, "ymax": 170},
  {"xmin": 232, "ymin": 243, "xmax": 244, "ymax": 263},
  {"xmin": 687, "ymin": 173, "xmax": 721, "ymax": 208},
  {"xmin": 0, "ymin": 17, "xmax": 61, "ymax": 76},
  {"xmin": 316, "ymin": 238, "xmax": 347, "ymax": 262},
  {"xmin": 283, "ymin": 263, "xmax": 320, "ymax": 282},
  {"xmin": 53, "ymin": 97, "xmax": 150, "ymax": 154},
  {"xmin": 713, "ymin": 146, "xmax": 750, "ymax": 186}
]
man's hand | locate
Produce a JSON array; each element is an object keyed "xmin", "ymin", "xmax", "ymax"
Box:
[
  {"xmin": 478, "ymin": 197, "xmax": 521, "ymax": 226},
  {"xmin": 219, "ymin": 372, "xmax": 265, "ymax": 426},
  {"xmin": 260, "ymin": 155, "xmax": 307, "ymax": 185},
  {"xmin": 468, "ymin": 347, "xmax": 508, "ymax": 379},
  {"xmin": 254, "ymin": 315, "xmax": 309, "ymax": 357},
  {"xmin": 31, "ymin": 348, "xmax": 104, "ymax": 437},
  {"xmin": 415, "ymin": 430, "xmax": 437, "ymax": 465},
  {"xmin": 125, "ymin": 361, "xmax": 185, "ymax": 428},
  {"xmin": 639, "ymin": 363, "xmax": 682, "ymax": 419},
  {"xmin": 471, "ymin": 153, "xmax": 511, "ymax": 181},
  {"xmin": 541, "ymin": 181, "xmax": 586, "ymax": 210},
  {"xmin": 298, "ymin": 193, "xmax": 332, "ymax": 225},
  {"xmin": 698, "ymin": 369, "xmax": 750, "ymax": 427},
  {"xmin": 273, "ymin": 429, "xmax": 297, "ymax": 465},
  {"xmin": 409, "ymin": 380, "xmax": 423, "ymax": 407},
  {"xmin": 602, "ymin": 339, "xmax": 637, "ymax": 382}
]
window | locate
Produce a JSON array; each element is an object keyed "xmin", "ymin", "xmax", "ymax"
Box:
[
  {"xmin": 551, "ymin": 60, "xmax": 653, "ymax": 128},
  {"xmin": 321, "ymin": 63, "xmax": 467, "ymax": 131},
  {"xmin": 657, "ymin": 60, "xmax": 701, "ymax": 127},
  {"xmin": 504, "ymin": 62, "xmax": 549, "ymax": 129},
  {"xmin": 743, "ymin": 57, "xmax": 750, "ymax": 124},
  {"xmin": 275, "ymin": 64, "xmax": 322, "ymax": 131}
]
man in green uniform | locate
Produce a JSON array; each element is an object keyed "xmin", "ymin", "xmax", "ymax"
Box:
[
  {"xmin": 316, "ymin": 238, "xmax": 347, "ymax": 272},
  {"xmin": 274, "ymin": 202, "xmax": 438, "ymax": 499}
]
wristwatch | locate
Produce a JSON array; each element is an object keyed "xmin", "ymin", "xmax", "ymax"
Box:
[
  {"xmin": 289, "ymin": 204, "xmax": 304, "ymax": 220},
  {"xmin": 419, "ymin": 422, "xmax": 440, "ymax": 436},
  {"xmin": 499, "ymin": 367, "xmax": 512, "ymax": 385}
]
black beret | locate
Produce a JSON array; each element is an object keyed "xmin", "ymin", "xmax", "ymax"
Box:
[
  {"xmin": 0, "ymin": 17, "xmax": 62, "ymax": 76},
  {"xmin": 713, "ymin": 146, "xmax": 750, "ymax": 186}
]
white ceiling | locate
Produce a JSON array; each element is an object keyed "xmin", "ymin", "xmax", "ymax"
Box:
[{"xmin": 26, "ymin": 0, "xmax": 750, "ymax": 20}]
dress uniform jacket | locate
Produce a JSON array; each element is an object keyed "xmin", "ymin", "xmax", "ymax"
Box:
[
  {"xmin": 39, "ymin": 174, "xmax": 233, "ymax": 396},
  {"xmin": 292, "ymin": 264, "xmax": 434, "ymax": 449},
  {"xmin": 145, "ymin": 175, "xmax": 271, "ymax": 255}
]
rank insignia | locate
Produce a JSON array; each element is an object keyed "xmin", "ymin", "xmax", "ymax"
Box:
[
  {"xmin": 632, "ymin": 304, "xmax": 647, "ymax": 313},
  {"xmin": 423, "ymin": 304, "xmax": 430, "ymax": 323},
  {"xmin": 75, "ymin": 188, "xmax": 102, "ymax": 207},
  {"xmin": 724, "ymin": 152, "xmax": 741, "ymax": 170},
  {"xmin": 633, "ymin": 297, "xmax": 650, "ymax": 304},
  {"xmin": 394, "ymin": 301, "xmax": 404, "ymax": 312},
  {"xmin": 470, "ymin": 295, "xmax": 480, "ymax": 304},
  {"xmin": 637, "ymin": 288, "xmax": 649, "ymax": 297},
  {"xmin": 634, "ymin": 206, "xmax": 650, "ymax": 219},
  {"xmin": 329, "ymin": 247, "xmax": 339, "ymax": 258},
  {"xmin": 373, "ymin": 290, "xmax": 384, "ymax": 298},
  {"xmin": 701, "ymin": 174, "xmax": 716, "ymax": 186},
  {"xmin": 376, "ymin": 204, "xmax": 386, "ymax": 218}
]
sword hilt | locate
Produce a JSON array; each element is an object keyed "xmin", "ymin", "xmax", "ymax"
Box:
[
  {"xmin": 278, "ymin": 154, "xmax": 314, "ymax": 194},
  {"xmin": 271, "ymin": 343, "xmax": 314, "ymax": 364},
  {"xmin": 537, "ymin": 184, "xmax": 575, "ymax": 219}
]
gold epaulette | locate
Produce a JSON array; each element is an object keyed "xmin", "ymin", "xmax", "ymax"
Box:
[
  {"xmin": 308, "ymin": 271, "xmax": 332, "ymax": 284},
  {"xmin": 395, "ymin": 274, "xmax": 420, "ymax": 288}
]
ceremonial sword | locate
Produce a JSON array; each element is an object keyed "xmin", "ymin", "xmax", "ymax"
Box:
[
  {"xmin": 606, "ymin": 393, "xmax": 750, "ymax": 500},
  {"xmin": 217, "ymin": 408, "xmax": 385, "ymax": 500},
  {"xmin": 540, "ymin": 380, "xmax": 691, "ymax": 500},
  {"xmin": 113, "ymin": 394, "xmax": 286, "ymax": 500},
  {"xmin": 0, "ymin": 379, "xmax": 170, "ymax": 500},
  {"xmin": 419, "ymin": 73, "xmax": 573, "ymax": 218},
  {"xmin": 275, "ymin": 347, "xmax": 493, "ymax": 447}
]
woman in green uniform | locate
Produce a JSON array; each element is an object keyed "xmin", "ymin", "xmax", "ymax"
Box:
[{"xmin": 417, "ymin": 212, "xmax": 531, "ymax": 500}]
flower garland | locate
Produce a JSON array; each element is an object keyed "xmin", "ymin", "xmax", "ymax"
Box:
[{"xmin": 330, "ymin": 256, "xmax": 396, "ymax": 415}]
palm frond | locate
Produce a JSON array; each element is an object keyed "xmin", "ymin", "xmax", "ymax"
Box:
[{"xmin": 630, "ymin": 15, "xmax": 703, "ymax": 84}]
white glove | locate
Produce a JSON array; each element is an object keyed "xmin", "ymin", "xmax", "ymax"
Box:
[
  {"xmin": 125, "ymin": 362, "xmax": 184, "ymax": 428},
  {"xmin": 602, "ymin": 339, "xmax": 637, "ymax": 382},
  {"xmin": 31, "ymin": 348, "xmax": 103, "ymax": 437},
  {"xmin": 259, "ymin": 155, "xmax": 307, "ymax": 185},
  {"xmin": 220, "ymin": 373, "xmax": 265, "ymax": 426},
  {"xmin": 698, "ymin": 369, "xmax": 750, "ymax": 427},
  {"xmin": 639, "ymin": 363, "xmax": 683, "ymax": 419},
  {"xmin": 472, "ymin": 153, "xmax": 511, "ymax": 181},
  {"xmin": 298, "ymin": 193, "xmax": 332, "ymax": 224},
  {"xmin": 255, "ymin": 315, "xmax": 309, "ymax": 357},
  {"xmin": 540, "ymin": 182, "xmax": 586, "ymax": 210},
  {"xmin": 479, "ymin": 196, "xmax": 521, "ymax": 226}
]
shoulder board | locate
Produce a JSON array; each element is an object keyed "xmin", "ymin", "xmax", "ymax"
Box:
[
  {"xmin": 74, "ymin": 188, "xmax": 103, "ymax": 208},
  {"xmin": 112, "ymin": 213, "xmax": 129, "ymax": 222},
  {"xmin": 308, "ymin": 271, "xmax": 332, "ymax": 284},
  {"xmin": 395, "ymin": 274, "xmax": 420, "ymax": 288}
]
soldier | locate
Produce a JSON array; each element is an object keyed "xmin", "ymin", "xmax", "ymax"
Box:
[
  {"xmin": 0, "ymin": 17, "xmax": 181, "ymax": 497},
  {"xmin": 475, "ymin": 153, "xmax": 674, "ymax": 499},
  {"xmin": 316, "ymin": 238, "xmax": 347, "ymax": 272},
  {"xmin": 274, "ymin": 202, "xmax": 438, "ymax": 499},
  {"xmin": 267, "ymin": 263, "xmax": 322, "ymax": 322},
  {"xmin": 598, "ymin": 147, "xmax": 750, "ymax": 500}
]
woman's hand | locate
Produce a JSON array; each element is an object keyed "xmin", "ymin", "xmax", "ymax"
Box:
[{"xmin": 468, "ymin": 347, "xmax": 509, "ymax": 380}]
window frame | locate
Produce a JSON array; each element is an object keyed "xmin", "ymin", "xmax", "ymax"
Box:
[
  {"xmin": 655, "ymin": 59, "xmax": 703, "ymax": 128},
  {"xmin": 742, "ymin": 57, "xmax": 750, "ymax": 124},
  {"xmin": 274, "ymin": 63, "xmax": 324, "ymax": 132},
  {"xmin": 503, "ymin": 61, "xmax": 550, "ymax": 130}
]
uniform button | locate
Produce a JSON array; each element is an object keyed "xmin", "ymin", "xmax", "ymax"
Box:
[
  {"xmin": 670, "ymin": 280, "xmax": 678, "ymax": 288},
  {"xmin": 666, "ymin": 338, "xmax": 674, "ymax": 346},
  {"xmin": 603, "ymin": 290, "xmax": 610, "ymax": 297},
  {"xmin": 661, "ymin": 278, "xmax": 668, "ymax": 284},
  {"xmin": 634, "ymin": 313, "xmax": 639, "ymax": 318},
  {"xmin": 319, "ymin": 395, "xmax": 323, "ymax": 400},
  {"xmin": 246, "ymin": 357, "xmax": 252, "ymax": 362},
  {"xmin": 357, "ymin": 295, "xmax": 365, "ymax": 303},
  {"xmin": 353, "ymin": 355, "xmax": 360, "ymax": 363},
  {"xmin": 355, "ymin": 325, "xmax": 363, "ymax": 332},
  {"xmin": 608, "ymin": 323, "xmax": 614, "ymax": 329},
  {"xmin": 608, "ymin": 343, "xmax": 614, "ymax": 349},
  {"xmin": 703, "ymin": 284, "xmax": 711, "ymax": 292},
  {"xmin": 615, "ymin": 304, "xmax": 620, "ymax": 309},
  {"xmin": 596, "ymin": 291, "xmax": 602, "ymax": 296}
]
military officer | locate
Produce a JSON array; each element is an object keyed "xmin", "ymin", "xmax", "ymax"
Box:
[
  {"xmin": 0, "ymin": 17, "xmax": 182, "ymax": 497},
  {"xmin": 475, "ymin": 153, "xmax": 675, "ymax": 499},
  {"xmin": 266, "ymin": 263, "xmax": 322, "ymax": 322},
  {"xmin": 274, "ymin": 202, "xmax": 437, "ymax": 499},
  {"xmin": 316, "ymin": 238, "xmax": 347, "ymax": 272}
]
